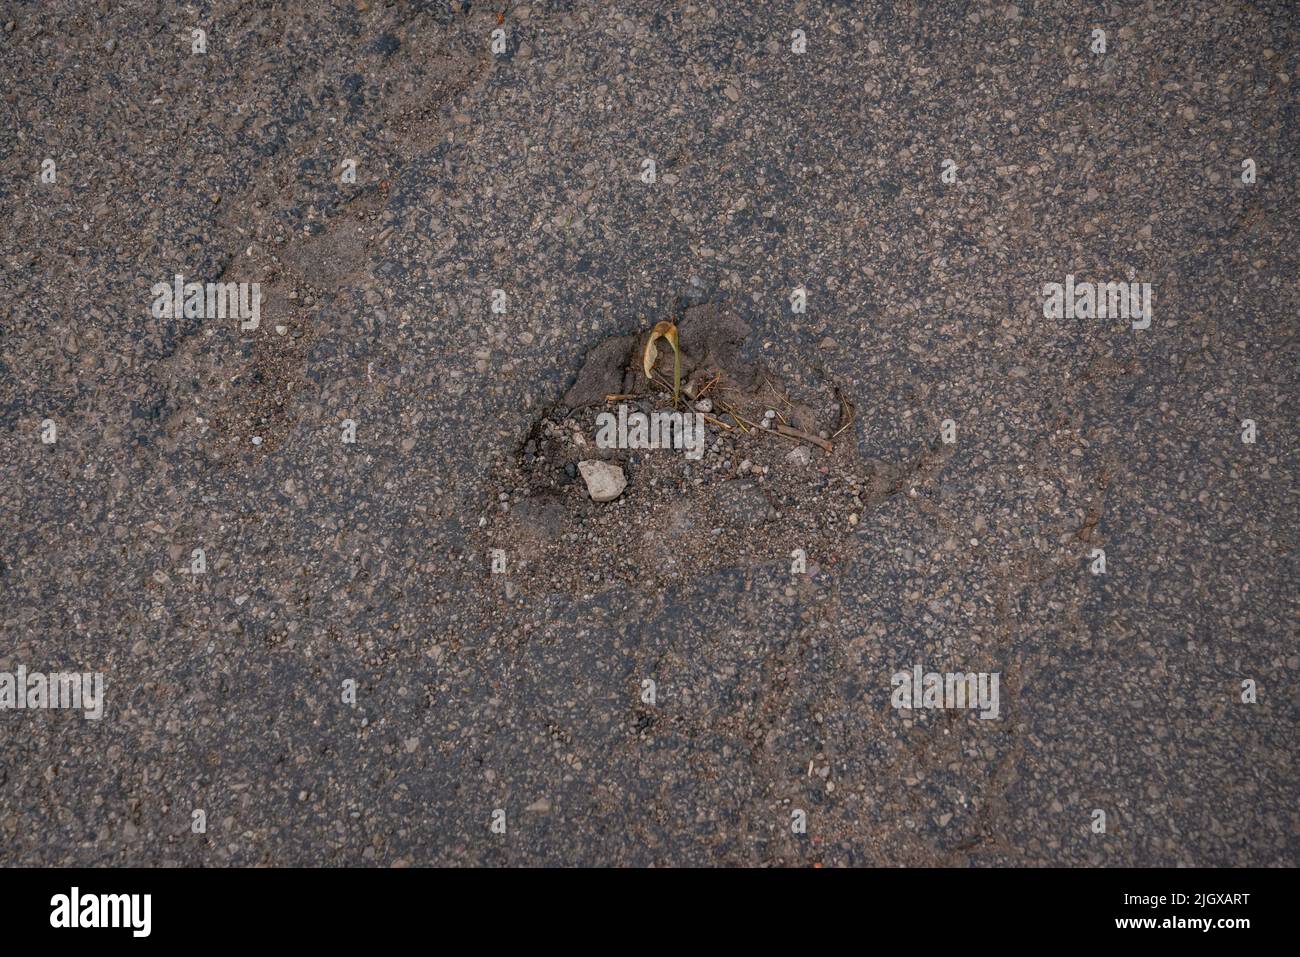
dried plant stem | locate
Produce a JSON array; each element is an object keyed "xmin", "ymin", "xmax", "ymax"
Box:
[
  {"xmin": 832, "ymin": 386, "xmax": 856, "ymax": 438},
  {"xmin": 773, "ymin": 423, "xmax": 833, "ymax": 452},
  {"xmin": 695, "ymin": 373, "xmax": 722, "ymax": 399}
]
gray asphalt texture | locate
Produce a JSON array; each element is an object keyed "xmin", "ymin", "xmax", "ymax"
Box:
[{"xmin": 1, "ymin": 0, "xmax": 1296, "ymax": 866}]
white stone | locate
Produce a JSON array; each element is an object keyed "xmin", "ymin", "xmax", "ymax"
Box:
[
  {"xmin": 578, "ymin": 460, "xmax": 626, "ymax": 502},
  {"xmin": 785, "ymin": 445, "xmax": 812, "ymax": 467}
]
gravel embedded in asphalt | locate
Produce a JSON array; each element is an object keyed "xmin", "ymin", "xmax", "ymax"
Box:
[{"xmin": 0, "ymin": 0, "xmax": 1295, "ymax": 866}]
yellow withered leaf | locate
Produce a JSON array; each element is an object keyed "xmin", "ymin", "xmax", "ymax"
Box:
[
  {"xmin": 642, "ymin": 321, "xmax": 678, "ymax": 376},
  {"xmin": 641, "ymin": 321, "xmax": 682, "ymax": 403}
]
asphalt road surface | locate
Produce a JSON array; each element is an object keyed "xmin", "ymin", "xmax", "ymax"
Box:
[{"xmin": 1, "ymin": 0, "xmax": 1296, "ymax": 866}]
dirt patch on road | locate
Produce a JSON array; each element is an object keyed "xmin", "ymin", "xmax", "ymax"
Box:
[{"xmin": 477, "ymin": 300, "xmax": 904, "ymax": 597}]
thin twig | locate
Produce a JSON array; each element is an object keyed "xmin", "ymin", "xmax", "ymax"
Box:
[
  {"xmin": 831, "ymin": 385, "xmax": 856, "ymax": 439},
  {"xmin": 649, "ymin": 372, "xmax": 688, "ymax": 411},
  {"xmin": 773, "ymin": 423, "xmax": 833, "ymax": 452},
  {"xmin": 714, "ymin": 398, "xmax": 757, "ymax": 434},
  {"xmin": 764, "ymin": 376, "xmax": 795, "ymax": 410}
]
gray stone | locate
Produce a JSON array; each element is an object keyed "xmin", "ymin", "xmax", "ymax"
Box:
[{"xmin": 578, "ymin": 460, "xmax": 627, "ymax": 502}]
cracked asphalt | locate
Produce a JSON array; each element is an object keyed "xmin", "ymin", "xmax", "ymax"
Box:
[{"xmin": 1, "ymin": 0, "xmax": 1296, "ymax": 866}]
